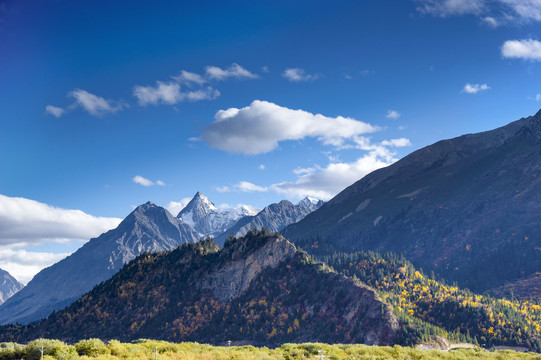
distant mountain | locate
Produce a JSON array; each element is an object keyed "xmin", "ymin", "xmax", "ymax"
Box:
[
  {"xmin": 0, "ymin": 232, "xmax": 399, "ymax": 346},
  {"xmin": 177, "ymin": 192, "xmax": 259, "ymax": 238},
  {"xmin": 0, "ymin": 202, "xmax": 199, "ymax": 325},
  {"xmin": 0, "ymin": 269, "xmax": 23, "ymax": 305},
  {"xmin": 283, "ymin": 110, "xmax": 541, "ymax": 293},
  {"xmin": 214, "ymin": 197, "xmax": 324, "ymax": 245}
]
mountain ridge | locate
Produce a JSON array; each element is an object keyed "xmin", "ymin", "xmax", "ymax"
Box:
[
  {"xmin": 0, "ymin": 232, "xmax": 399, "ymax": 346},
  {"xmin": 0, "ymin": 202, "xmax": 199, "ymax": 325},
  {"xmin": 283, "ymin": 110, "xmax": 541, "ymax": 292}
]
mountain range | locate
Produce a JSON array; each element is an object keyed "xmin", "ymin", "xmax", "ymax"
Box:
[
  {"xmin": 283, "ymin": 109, "xmax": 541, "ymax": 293},
  {"xmin": 177, "ymin": 191, "xmax": 260, "ymax": 239},
  {"xmin": 0, "ymin": 232, "xmax": 399, "ymax": 346},
  {"xmin": 0, "ymin": 202, "xmax": 199, "ymax": 325},
  {"xmin": 0, "ymin": 269, "xmax": 23, "ymax": 305},
  {"xmin": 214, "ymin": 197, "xmax": 324, "ymax": 244},
  {"xmin": 0, "ymin": 193, "xmax": 322, "ymax": 325}
]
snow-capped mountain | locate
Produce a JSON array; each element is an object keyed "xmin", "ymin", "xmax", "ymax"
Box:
[
  {"xmin": 214, "ymin": 196, "xmax": 324, "ymax": 245},
  {"xmin": 0, "ymin": 268, "xmax": 23, "ymax": 305},
  {"xmin": 177, "ymin": 192, "xmax": 260, "ymax": 238},
  {"xmin": 0, "ymin": 202, "xmax": 199, "ymax": 325}
]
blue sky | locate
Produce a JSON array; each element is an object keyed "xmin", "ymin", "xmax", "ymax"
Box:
[{"xmin": 1, "ymin": 0, "xmax": 541, "ymax": 282}]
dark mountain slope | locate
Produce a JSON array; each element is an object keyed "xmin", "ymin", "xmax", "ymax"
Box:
[
  {"xmin": 283, "ymin": 110, "xmax": 541, "ymax": 292},
  {"xmin": 0, "ymin": 202, "xmax": 199, "ymax": 325},
  {"xmin": 0, "ymin": 232, "xmax": 399, "ymax": 347}
]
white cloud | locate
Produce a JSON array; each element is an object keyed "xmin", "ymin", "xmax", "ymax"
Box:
[
  {"xmin": 133, "ymin": 82, "xmax": 183, "ymax": 105},
  {"xmin": 173, "ymin": 70, "xmax": 207, "ymax": 85},
  {"xmin": 282, "ymin": 68, "xmax": 319, "ymax": 82},
  {"xmin": 69, "ymin": 89, "xmax": 123, "ymax": 116},
  {"xmin": 0, "ymin": 194, "xmax": 121, "ymax": 247},
  {"xmin": 386, "ymin": 110, "xmax": 401, "ymax": 119},
  {"xmin": 133, "ymin": 81, "xmax": 219, "ymax": 105},
  {"xmin": 462, "ymin": 83, "xmax": 490, "ymax": 94},
  {"xmin": 185, "ymin": 87, "xmax": 220, "ymax": 101},
  {"xmin": 416, "ymin": 0, "xmax": 485, "ymax": 17},
  {"xmin": 501, "ymin": 39, "xmax": 541, "ymax": 60},
  {"xmin": 236, "ymin": 181, "xmax": 268, "ymax": 192},
  {"xmin": 202, "ymin": 100, "xmax": 379, "ymax": 155},
  {"xmin": 500, "ymin": 0, "xmax": 541, "ymax": 21},
  {"xmin": 214, "ymin": 136, "xmax": 410, "ymax": 200},
  {"xmin": 0, "ymin": 249, "xmax": 70, "ymax": 284},
  {"xmin": 132, "ymin": 175, "xmax": 165, "ymax": 187},
  {"xmin": 536, "ymin": 94, "xmax": 541, "ymax": 101},
  {"xmin": 258, "ymin": 164, "xmax": 265, "ymax": 170},
  {"xmin": 214, "ymin": 182, "xmax": 268, "ymax": 193},
  {"xmin": 270, "ymin": 148, "xmax": 397, "ymax": 200},
  {"xmin": 417, "ymin": 0, "xmax": 541, "ymax": 24},
  {"xmin": 165, "ymin": 197, "xmax": 192, "ymax": 216},
  {"xmin": 381, "ymin": 138, "xmax": 412, "ymax": 147},
  {"xmin": 205, "ymin": 63, "xmax": 258, "ymax": 81},
  {"xmin": 482, "ymin": 16, "xmax": 499, "ymax": 26},
  {"xmin": 45, "ymin": 105, "xmax": 65, "ymax": 118}
]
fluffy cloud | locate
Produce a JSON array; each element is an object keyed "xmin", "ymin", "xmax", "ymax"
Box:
[
  {"xmin": 500, "ymin": 0, "xmax": 541, "ymax": 21},
  {"xmin": 215, "ymin": 181, "xmax": 268, "ymax": 193},
  {"xmin": 215, "ymin": 136, "xmax": 411, "ymax": 200},
  {"xmin": 45, "ymin": 105, "xmax": 65, "ymax": 118},
  {"xmin": 69, "ymin": 89, "xmax": 123, "ymax": 116},
  {"xmin": 205, "ymin": 63, "xmax": 258, "ymax": 81},
  {"xmin": 0, "ymin": 249, "xmax": 70, "ymax": 284},
  {"xmin": 133, "ymin": 82, "xmax": 219, "ymax": 106},
  {"xmin": 386, "ymin": 110, "xmax": 401, "ymax": 119},
  {"xmin": 165, "ymin": 197, "xmax": 192, "ymax": 216},
  {"xmin": 282, "ymin": 68, "xmax": 319, "ymax": 82},
  {"xmin": 416, "ymin": 0, "xmax": 541, "ymax": 24},
  {"xmin": 173, "ymin": 70, "xmax": 207, "ymax": 85},
  {"xmin": 501, "ymin": 39, "xmax": 541, "ymax": 60},
  {"xmin": 462, "ymin": 83, "xmax": 490, "ymax": 94},
  {"xmin": 202, "ymin": 100, "xmax": 379, "ymax": 155},
  {"xmin": 416, "ymin": 0, "xmax": 485, "ymax": 17},
  {"xmin": 0, "ymin": 194, "xmax": 121, "ymax": 246},
  {"xmin": 381, "ymin": 138, "xmax": 412, "ymax": 147},
  {"xmin": 271, "ymin": 149, "xmax": 396, "ymax": 200},
  {"xmin": 132, "ymin": 175, "xmax": 165, "ymax": 187}
]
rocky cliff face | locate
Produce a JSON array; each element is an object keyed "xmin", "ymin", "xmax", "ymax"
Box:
[
  {"xmin": 201, "ymin": 235, "xmax": 296, "ymax": 301},
  {"xmin": 0, "ymin": 202, "xmax": 199, "ymax": 325},
  {"xmin": 0, "ymin": 269, "xmax": 23, "ymax": 305},
  {"xmin": 0, "ymin": 232, "xmax": 399, "ymax": 346},
  {"xmin": 283, "ymin": 110, "xmax": 541, "ymax": 292}
]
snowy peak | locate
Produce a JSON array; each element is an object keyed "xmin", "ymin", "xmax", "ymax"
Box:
[
  {"xmin": 297, "ymin": 196, "xmax": 324, "ymax": 212},
  {"xmin": 176, "ymin": 192, "xmax": 260, "ymax": 238},
  {"xmin": 0, "ymin": 268, "xmax": 23, "ymax": 305},
  {"xmin": 177, "ymin": 192, "xmax": 217, "ymax": 229}
]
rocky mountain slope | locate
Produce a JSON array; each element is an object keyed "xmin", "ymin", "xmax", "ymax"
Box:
[
  {"xmin": 0, "ymin": 202, "xmax": 199, "ymax": 325},
  {"xmin": 0, "ymin": 269, "xmax": 23, "ymax": 305},
  {"xmin": 0, "ymin": 232, "xmax": 399, "ymax": 346},
  {"xmin": 283, "ymin": 110, "xmax": 541, "ymax": 293},
  {"xmin": 214, "ymin": 197, "xmax": 324, "ymax": 245},
  {"xmin": 177, "ymin": 192, "xmax": 259, "ymax": 238}
]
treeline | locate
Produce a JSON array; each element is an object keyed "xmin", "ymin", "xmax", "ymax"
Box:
[{"xmin": 318, "ymin": 250, "xmax": 541, "ymax": 351}]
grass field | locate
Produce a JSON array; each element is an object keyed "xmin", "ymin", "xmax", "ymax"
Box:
[{"xmin": 2, "ymin": 339, "xmax": 541, "ymax": 360}]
